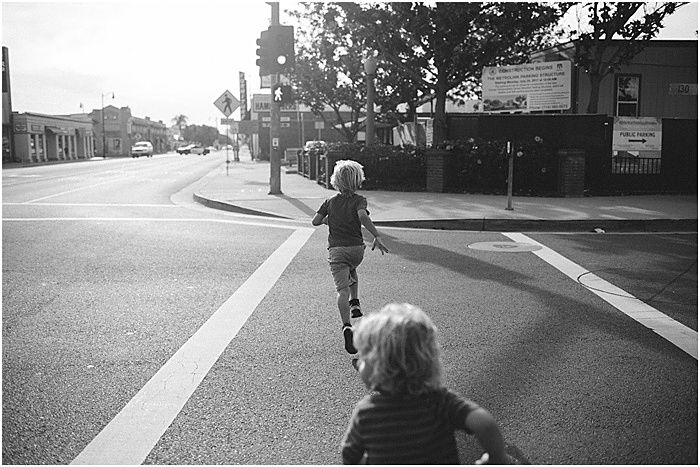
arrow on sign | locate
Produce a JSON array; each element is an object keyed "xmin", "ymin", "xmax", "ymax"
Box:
[{"xmin": 628, "ymin": 138, "xmax": 647, "ymax": 143}]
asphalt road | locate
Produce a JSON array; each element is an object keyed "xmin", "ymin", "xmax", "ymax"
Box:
[{"xmin": 2, "ymin": 152, "xmax": 697, "ymax": 464}]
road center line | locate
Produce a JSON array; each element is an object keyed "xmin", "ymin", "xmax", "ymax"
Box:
[
  {"xmin": 71, "ymin": 227, "xmax": 314, "ymax": 465},
  {"xmin": 503, "ymin": 232, "xmax": 697, "ymax": 360}
]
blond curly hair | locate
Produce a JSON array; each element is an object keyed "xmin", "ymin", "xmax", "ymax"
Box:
[
  {"xmin": 354, "ymin": 303, "xmax": 443, "ymax": 396},
  {"xmin": 330, "ymin": 159, "xmax": 365, "ymax": 193}
]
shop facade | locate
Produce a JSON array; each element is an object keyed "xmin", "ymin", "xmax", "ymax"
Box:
[{"xmin": 11, "ymin": 112, "xmax": 95, "ymax": 164}]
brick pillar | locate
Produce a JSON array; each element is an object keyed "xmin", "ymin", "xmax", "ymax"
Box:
[
  {"xmin": 426, "ymin": 149, "xmax": 451, "ymax": 192},
  {"xmin": 557, "ymin": 149, "xmax": 586, "ymax": 197}
]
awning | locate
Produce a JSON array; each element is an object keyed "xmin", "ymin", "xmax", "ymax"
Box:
[{"xmin": 46, "ymin": 126, "xmax": 71, "ymax": 135}]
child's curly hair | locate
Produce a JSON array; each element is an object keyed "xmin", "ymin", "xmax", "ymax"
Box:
[
  {"xmin": 330, "ymin": 159, "xmax": 365, "ymax": 193},
  {"xmin": 354, "ymin": 303, "xmax": 442, "ymax": 396}
]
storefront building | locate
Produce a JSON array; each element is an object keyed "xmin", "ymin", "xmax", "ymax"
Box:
[
  {"xmin": 84, "ymin": 106, "xmax": 167, "ymax": 157},
  {"xmin": 11, "ymin": 112, "xmax": 95, "ymax": 163},
  {"xmin": 130, "ymin": 115, "xmax": 167, "ymax": 154}
]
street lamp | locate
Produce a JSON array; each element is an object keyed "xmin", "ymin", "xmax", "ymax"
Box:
[
  {"xmin": 101, "ymin": 91, "xmax": 114, "ymax": 158},
  {"xmin": 363, "ymin": 55, "xmax": 377, "ymax": 145}
]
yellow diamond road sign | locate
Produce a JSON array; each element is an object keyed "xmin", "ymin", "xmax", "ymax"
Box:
[{"xmin": 214, "ymin": 90, "xmax": 240, "ymax": 117}]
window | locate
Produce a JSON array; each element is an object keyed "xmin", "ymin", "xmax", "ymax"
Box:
[{"xmin": 615, "ymin": 74, "xmax": 640, "ymax": 117}]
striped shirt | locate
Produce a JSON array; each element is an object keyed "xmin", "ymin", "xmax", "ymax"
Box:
[{"xmin": 341, "ymin": 387, "xmax": 478, "ymax": 464}]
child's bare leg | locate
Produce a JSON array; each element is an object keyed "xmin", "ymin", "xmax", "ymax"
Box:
[
  {"xmin": 337, "ymin": 287, "xmax": 351, "ymax": 324},
  {"xmin": 349, "ymin": 280, "xmax": 358, "ymax": 301}
]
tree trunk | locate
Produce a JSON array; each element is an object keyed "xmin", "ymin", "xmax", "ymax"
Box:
[
  {"xmin": 432, "ymin": 72, "xmax": 449, "ymax": 145},
  {"xmin": 586, "ymin": 72, "xmax": 603, "ymax": 114}
]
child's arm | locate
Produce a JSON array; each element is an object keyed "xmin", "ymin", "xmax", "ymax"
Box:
[
  {"xmin": 311, "ymin": 213, "xmax": 328, "ymax": 226},
  {"xmin": 465, "ymin": 408, "xmax": 512, "ymax": 464},
  {"xmin": 357, "ymin": 209, "xmax": 389, "ymax": 254}
]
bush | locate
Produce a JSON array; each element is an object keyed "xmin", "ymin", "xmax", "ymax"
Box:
[
  {"xmin": 435, "ymin": 136, "xmax": 558, "ymax": 195},
  {"xmin": 326, "ymin": 143, "xmax": 426, "ymax": 191}
]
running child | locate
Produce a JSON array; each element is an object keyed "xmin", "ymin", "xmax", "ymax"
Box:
[
  {"xmin": 341, "ymin": 303, "xmax": 515, "ymax": 464},
  {"xmin": 312, "ymin": 159, "xmax": 389, "ymax": 354}
]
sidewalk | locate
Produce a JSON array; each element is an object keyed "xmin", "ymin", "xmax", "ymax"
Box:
[{"xmin": 194, "ymin": 159, "xmax": 697, "ymax": 232}]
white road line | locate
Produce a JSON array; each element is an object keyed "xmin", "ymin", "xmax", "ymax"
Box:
[
  {"xmin": 2, "ymin": 217, "xmax": 301, "ymax": 231},
  {"xmin": 71, "ymin": 227, "xmax": 314, "ymax": 465},
  {"xmin": 3, "ymin": 202, "xmax": 180, "ymax": 207},
  {"xmin": 21, "ymin": 180, "xmax": 117, "ymax": 203},
  {"xmin": 504, "ymin": 232, "xmax": 697, "ymax": 360}
]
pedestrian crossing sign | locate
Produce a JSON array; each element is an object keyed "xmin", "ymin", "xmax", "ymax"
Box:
[{"xmin": 214, "ymin": 90, "xmax": 240, "ymax": 117}]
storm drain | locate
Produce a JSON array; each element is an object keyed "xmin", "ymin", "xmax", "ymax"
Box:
[{"xmin": 467, "ymin": 241, "xmax": 542, "ymax": 252}]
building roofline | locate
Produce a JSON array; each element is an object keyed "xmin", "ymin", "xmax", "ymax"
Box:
[
  {"xmin": 533, "ymin": 38, "xmax": 697, "ymax": 56},
  {"xmin": 11, "ymin": 111, "xmax": 92, "ymax": 124}
]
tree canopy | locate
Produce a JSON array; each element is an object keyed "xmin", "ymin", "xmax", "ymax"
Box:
[
  {"xmin": 289, "ymin": 2, "xmax": 568, "ymax": 145},
  {"xmin": 571, "ymin": 2, "xmax": 686, "ymax": 113}
]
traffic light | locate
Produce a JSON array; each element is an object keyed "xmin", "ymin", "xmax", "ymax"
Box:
[
  {"xmin": 256, "ymin": 28, "xmax": 271, "ymax": 76},
  {"xmin": 272, "ymin": 83, "xmax": 294, "ymax": 105},
  {"xmin": 268, "ymin": 25, "xmax": 295, "ymax": 75}
]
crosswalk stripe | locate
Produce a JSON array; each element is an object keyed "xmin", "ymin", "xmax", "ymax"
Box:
[
  {"xmin": 504, "ymin": 232, "xmax": 697, "ymax": 360},
  {"xmin": 71, "ymin": 227, "xmax": 314, "ymax": 465}
]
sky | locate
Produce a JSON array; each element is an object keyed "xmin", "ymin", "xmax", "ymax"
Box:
[{"xmin": 2, "ymin": 1, "xmax": 698, "ymax": 131}]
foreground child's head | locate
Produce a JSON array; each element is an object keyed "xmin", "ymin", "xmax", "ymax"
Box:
[
  {"xmin": 354, "ymin": 303, "xmax": 442, "ymax": 396},
  {"xmin": 330, "ymin": 160, "xmax": 365, "ymax": 193}
]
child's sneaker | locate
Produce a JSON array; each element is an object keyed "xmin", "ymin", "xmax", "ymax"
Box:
[
  {"xmin": 349, "ymin": 299, "xmax": 362, "ymax": 318},
  {"xmin": 343, "ymin": 325, "xmax": 357, "ymax": 354}
]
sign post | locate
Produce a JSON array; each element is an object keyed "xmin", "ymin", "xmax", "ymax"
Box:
[
  {"xmin": 268, "ymin": 3, "xmax": 282, "ymax": 195},
  {"xmin": 505, "ymin": 141, "xmax": 514, "ymax": 211},
  {"xmin": 214, "ymin": 90, "xmax": 240, "ymax": 176}
]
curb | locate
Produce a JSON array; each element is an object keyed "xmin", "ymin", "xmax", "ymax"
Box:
[
  {"xmin": 193, "ymin": 194, "xmax": 697, "ymax": 233},
  {"xmin": 192, "ymin": 192, "xmax": 290, "ymax": 219},
  {"xmin": 373, "ymin": 218, "xmax": 698, "ymax": 232}
]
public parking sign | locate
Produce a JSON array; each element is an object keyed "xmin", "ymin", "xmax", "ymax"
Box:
[{"xmin": 612, "ymin": 117, "xmax": 662, "ymax": 153}]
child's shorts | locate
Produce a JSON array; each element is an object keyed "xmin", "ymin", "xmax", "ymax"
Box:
[{"xmin": 328, "ymin": 245, "xmax": 366, "ymax": 291}]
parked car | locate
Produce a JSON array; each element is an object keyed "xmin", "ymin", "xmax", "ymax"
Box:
[
  {"xmin": 189, "ymin": 145, "xmax": 210, "ymax": 155},
  {"xmin": 206, "ymin": 146, "xmax": 217, "ymax": 153},
  {"xmin": 130, "ymin": 141, "xmax": 153, "ymax": 158},
  {"xmin": 176, "ymin": 144, "xmax": 194, "ymax": 155}
]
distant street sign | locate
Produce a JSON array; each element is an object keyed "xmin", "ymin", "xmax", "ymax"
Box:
[
  {"xmin": 214, "ymin": 90, "xmax": 239, "ymax": 117},
  {"xmin": 219, "ymin": 119, "xmax": 259, "ymax": 134}
]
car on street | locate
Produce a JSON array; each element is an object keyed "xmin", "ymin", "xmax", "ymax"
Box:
[
  {"xmin": 189, "ymin": 145, "xmax": 210, "ymax": 155},
  {"xmin": 176, "ymin": 144, "xmax": 194, "ymax": 155},
  {"xmin": 130, "ymin": 141, "xmax": 153, "ymax": 158}
]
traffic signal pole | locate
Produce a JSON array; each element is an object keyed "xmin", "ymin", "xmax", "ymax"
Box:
[{"xmin": 269, "ymin": 2, "xmax": 282, "ymax": 195}]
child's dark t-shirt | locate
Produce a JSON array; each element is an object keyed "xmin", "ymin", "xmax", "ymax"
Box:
[{"xmin": 317, "ymin": 192, "xmax": 368, "ymax": 248}]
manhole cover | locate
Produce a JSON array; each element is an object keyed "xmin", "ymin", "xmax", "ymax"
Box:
[{"xmin": 467, "ymin": 241, "xmax": 542, "ymax": 252}]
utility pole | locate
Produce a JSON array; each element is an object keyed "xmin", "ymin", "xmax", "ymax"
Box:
[{"xmin": 269, "ymin": 2, "xmax": 282, "ymax": 195}]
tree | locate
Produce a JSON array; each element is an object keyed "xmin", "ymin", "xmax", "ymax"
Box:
[
  {"xmin": 172, "ymin": 114, "xmax": 188, "ymax": 139},
  {"xmin": 182, "ymin": 125, "xmax": 218, "ymax": 146},
  {"xmin": 288, "ymin": 3, "xmax": 372, "ymax": 142},
  {"xmin": 571, "ymin": 2, "xmax": 686, "ymax": 113},
  {"xmin": 341, "ymin": 2, "xmax": 568, "ymax": 145}
]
